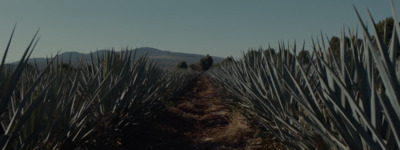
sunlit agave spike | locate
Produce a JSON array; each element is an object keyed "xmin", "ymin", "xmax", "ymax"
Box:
[
  {"xmin": 367, "ymin": 10, "xmax": 392, "ymax": 69},
  {"xmin": 4, "ymin": 76, "xmax": 55, "ymax": 149},
  {"xmin": 0, "ymin": 28, "xmax": 39, "ymax": 116},
  {"xmin": 0, "ymin": 24, "xmax": 16, "ymax": 73},
  {"xmin": 356, "ymin": 5, "xmax": 400, "ymax": 120},
  {"xmin": 389, "ymin": 25, "xmax": 399, "ymax": 63}
]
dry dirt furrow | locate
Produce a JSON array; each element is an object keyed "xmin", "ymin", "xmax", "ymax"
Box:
[{"xmin": 122, "ymin": 74, "xmax": 283, "ymax": 150}]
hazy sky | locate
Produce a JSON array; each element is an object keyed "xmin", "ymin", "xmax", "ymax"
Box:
[{"xmin": 0, "ymin": 0, "xmax": 397, "ymax": 61}]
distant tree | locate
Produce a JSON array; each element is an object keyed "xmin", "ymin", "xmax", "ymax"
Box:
[
  {"xmin": 24, "ymin": 63, "xmax": 37, "ymax": 73},
  {"xmin": 328, "ymin": 36, "xmax": 351, "ymax": 60},
  {"xmin": 351, "ymin": 36, "xmax": 363, "ymax": 47},
  {"xmin": 176, "ymin": 61, "xmax": 188, "ymax": 69},
  {"xmin": 272, "ymin": 49, "xmax": 294, "ymax": 71},
  {"xmin": 243, "ymin": 49, "xmax": 263, "ymax": 68},
  {"xmin": 297, "ymin": 50, "xmax": 310, "ymax": 64},
  {"xmin": 329, "ymin": 36, "xmax": 340, "ymax": 59},
  {"xmin": 375, "ymin": 17, "xmax": 400, "ymax": 58},
  {"xmin": 189, "ymin": 63, "xmax": 202, "ymax": 71},
  {"xmin": 200, "ymin": 54, "xmax": 213, "ymax": 71},
  {"xmin": 244, "ymin": 48, "xmax": 276, "ymax": 61},
  {"xmin": 245, "ymin": 50, "xmax": 262, "ymax": 56},
  {"xmin": 59, "ymin": 63, "xmax": 74, "ymax": 70},
  {"xmin": 376, "ymin": 17, "xmax": 395, "ymax": 45},
  {"xmin": 263, "ymin": 48, "xmax": 276, "ymax": 59},
  {"xmin": 275, "ymin": 49, "xmax": 296, "ymax": 62},
  {"xmin": 213, "ymin": 56, "xmax": 234, "ymax": 67},
  {"xmin": 221, "ymin": 56, "xmax": 234, "ymax": 65}
]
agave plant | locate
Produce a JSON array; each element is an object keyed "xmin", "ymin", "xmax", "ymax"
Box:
[{"xmin": 208, "ymin": 0, "xmax": 400, "ymax": 149}]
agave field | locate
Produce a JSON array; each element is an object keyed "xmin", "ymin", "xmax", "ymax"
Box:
[
  {"xmin": 0, "ymin": 27, "xmax": 197, "ymax": 149},
  {"xmin": 2, "ymin": 0, "xmax": 400, "ymax": 150},
  {"xmin": 208, "ymin": 1, "xmax": 400, "ymax": 149}
]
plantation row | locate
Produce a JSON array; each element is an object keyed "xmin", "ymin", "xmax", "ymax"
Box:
[
  {"xmin": 0, "ymin": 29, "xmax": 197, "ymax": 149},
  {"xmin": 208, "ymin": 3, "xmax": 400, "ymax": 150}
]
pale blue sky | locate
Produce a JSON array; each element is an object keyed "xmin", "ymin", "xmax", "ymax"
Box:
[{"xmin": 0, "ymin": 0, "xmax": 397, "ymax": 61}]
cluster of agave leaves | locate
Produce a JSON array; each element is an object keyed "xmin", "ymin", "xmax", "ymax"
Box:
[
  {"xmin": 0, "ymin": 27, "xmax": 197, "ymax": 149},
  {"xmin": 208, "ymin": 1, "xmax": 400, "ymax": 149}
]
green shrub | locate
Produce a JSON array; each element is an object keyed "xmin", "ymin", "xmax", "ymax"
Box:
[
  {"xmin": 200, "ymin": 54, "xmax": 213, "ymax": 71},
  {"xmin": 176, "ymin": 61, "xmax": 188, "ymax": 69}
]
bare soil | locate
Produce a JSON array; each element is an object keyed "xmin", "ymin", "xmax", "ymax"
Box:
[{"xmin": 121, "ymin": 74, "xmax": 283, "ymax": 150}]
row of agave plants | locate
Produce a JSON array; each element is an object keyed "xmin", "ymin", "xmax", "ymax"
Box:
[
  {"xmin": 208, "ymin": 1, "xmax": 400, "ymax": 150},
  {"xmin": 0, "ymin": 28, "xmax": 197, "ymax": 149}
]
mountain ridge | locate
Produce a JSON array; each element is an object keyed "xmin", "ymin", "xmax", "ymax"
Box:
[{"xmin": 22, "ymin": 47, "xmax": 224, "ymax": 69}]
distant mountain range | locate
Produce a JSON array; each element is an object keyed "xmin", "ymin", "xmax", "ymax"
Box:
[{"xmin": 20, "ymin": 47, "xmax": 224, "ymax": 69}]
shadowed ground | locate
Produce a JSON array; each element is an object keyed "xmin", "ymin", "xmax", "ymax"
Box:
[{"xmin": 121, "ymin": 74, "xmax": 283, "ymax": 149}]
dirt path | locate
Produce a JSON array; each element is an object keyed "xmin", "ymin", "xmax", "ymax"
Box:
[{"xmin": 122, "ymin": 74, "xmax": 283, "ymax": 149}]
